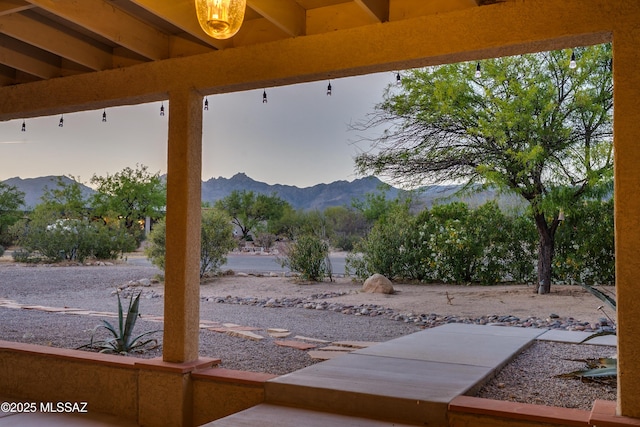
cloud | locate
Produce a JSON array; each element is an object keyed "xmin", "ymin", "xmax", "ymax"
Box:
[{"xmin": 0, "ymin": 140, "xmax": 28, "ymax": 144}]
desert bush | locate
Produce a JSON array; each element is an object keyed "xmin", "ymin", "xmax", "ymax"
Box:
[
  {"xmin": 11, "ymin": 217, "xmax": 135, "ymax": 263},
  {"xmin": 200, "ymin": 209, "xmax": 236, "ymax": 277},
  {"xmin": 253, "ymin": 232, "xmax": 277, "ymax": 251},
  {"xmin": 146, "ymin": 209, "xmax": 236, "ymax": 278},
  {"xmin": 554, "ymin": 199, "xmax": 614, "ymax": 285},
  {"xmin": 349, "ymin": 201, "xmax": 538, "ymax": 285},
  {"xmin": 346, "ymin": 204, "xmax": 414, "ymax": 280},
  {"xmin": 278, "ymin": 234, "xmax": 330, "ymax": 281}
]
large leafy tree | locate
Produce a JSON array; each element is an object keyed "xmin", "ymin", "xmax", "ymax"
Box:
[
  {"xmin": 215, "ymin": 190, "xmax": 289, "ymax": 240},
  {"xmin": 37, "ymin": 176, "xmax": 88, "ymax": 219},
  {"xmin": 90, "ymin": 164, "xmax": 166, "ymax": 231},
  {"xmin": 0, "ymin": 182, "xmax": 25, "ymax": 246},
  {"xmin": 354, "ymin": 45, "xmax": 613, "ymax": 294}
]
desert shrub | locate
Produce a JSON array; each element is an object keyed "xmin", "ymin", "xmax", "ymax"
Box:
[
  {"xmin": 200, "ymin": 209, "xmax": 236, "ymax": 277},
  {"xmin": 146, "ymin": 209, "xmax": 236, "ymax": 278},
  {"xmin": 349, "ymin": 201, "xmax": 538, "ymax": 285},
  {"xmin": 91, "ymin": 222, "xmax": 138, "ymax": 259},
  {"xmin": 554, "ymin": 199, "xmax": 614, "ymax": 285},
  {"xmin": 12, "ymin": 217, "xmax": 135, "ymax": 263},
  {"xmin": 145, "ymin": 218, "xmax": 166, "ymax": 270},
  {"xmin": 254, "ymin": 232, "xmax": 277, "ymax": 251},
  {"xmin": 346, "ymin": 205, "xmax": 414, "ymax": 280},
  {"xmin": 12, "ymin": 248, "xmax": 34, "ymax": 263},
  {"xmin": 503, "ymin": 213, "xmax": 537, "ymax": 283},
  {"xmin": 278, "ymin": 234, "xmax": 330, "ymax": 281}
]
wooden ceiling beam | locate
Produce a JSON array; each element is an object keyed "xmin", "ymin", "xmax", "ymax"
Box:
[
  {"xmin": 0, "ymin": 34, "xmax": 59, "ymax": 79},
  {"xmin": 353, "ymin": 0, "xmax": 389, "ymax": 23},
  {"xmin": 24, "ymin": 0, "xmax": 169, "ymax": 60},
  {"xmin": 247, "ymin": 0, "xmax": 306, "ymax": 36},
  {"xmin": 128, "ymin": 0, "xmax": 231, "ymax": 50},
  {"xmin": 0, "ymin": 0, "xmax": 34, "ymax": 16},
  {"xmin": 0, "ymin": 12, "xmax": 112, "ymax": 70}
]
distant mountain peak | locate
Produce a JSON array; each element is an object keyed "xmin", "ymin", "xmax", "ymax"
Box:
[{"xmin": 4, "ymin": 173, "xmax": 516, "ymax": 212}]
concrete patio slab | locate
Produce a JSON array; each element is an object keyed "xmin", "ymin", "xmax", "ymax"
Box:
[
  {"xmin": 251, "ymin": 324, "xmax": 543, "ymax": 425},
  {"xmin": 537, "ymin": 329, "xmax": 617, "ymax": 346},
  {"xmin": 0, "ymin": 398, "xmax": 137, "ymax": 427},
  {"xmin": 205, "ymin": 403, "xmax": 419, "ymax": 426},
  {"xmin": 354, "ymin": 324, "xmax": 542, "ymax": 368}
]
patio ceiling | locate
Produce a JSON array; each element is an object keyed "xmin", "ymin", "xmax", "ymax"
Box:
[{"xmin": 0, "ymin": 0, "xmax": 499, "ymax": 89}]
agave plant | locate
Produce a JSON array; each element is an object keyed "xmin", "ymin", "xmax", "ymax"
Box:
[
  {"xmin": 556, "ymin": 357, "xmax": 617, "ymax": 386},
  {"xmin": 579, "ymin": 284, "xmax": 616, "ymax": 344},
  {"xmin": 80, "ymin": 291, "xmax": 161, "ymax": 354}
]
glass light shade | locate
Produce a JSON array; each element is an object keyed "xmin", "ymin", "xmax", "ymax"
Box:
[{"xmin": 195, "ymin": 0, "xmax": 246, "ymax": 40}]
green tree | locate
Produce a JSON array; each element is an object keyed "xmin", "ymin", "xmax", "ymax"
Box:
[
  {"xmin": 145, "ymin": 209, "xmax": 236, "ymax": 278},
  {"xmin": 351, "ymin": 186, "xmax": 413, "ymax": 226},
  {"xmin": 90, "ymin": 164, "xmax": 166, "ymax": 233},
  {"xmin": 12, "ymin": 178, "xmax": 136, "ymax": 262},
  {"xmin": 354, "ymin": 45, "xmax": 613, "ymax": 294},
  {"xmin": 215, "ymin": 190, "xmax": 289, "ymax": 240},
  {"xmin": 0, "ymin": 182, "xmax": 25, "ymax": 246},
  {"xmin": 323, "ymin": 205, "xmax": 367, "ymax": 251},
  {"xmin": 37, "ymin": 176, "xmax": 88, "ymax": 220}
]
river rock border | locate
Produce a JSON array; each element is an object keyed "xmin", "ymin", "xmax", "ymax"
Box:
[{"xmin": 202, "ymin": 292, "xmax": 616, "ymax": 333}]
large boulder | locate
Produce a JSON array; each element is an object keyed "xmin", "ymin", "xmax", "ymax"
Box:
[{"xmin": 362, "ymin": 274, "xmax": 394, "ymax": 294}]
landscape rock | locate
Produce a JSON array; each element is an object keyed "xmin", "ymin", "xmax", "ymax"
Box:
[{"xmin": 362, "ymin": 274, "xmax": 394, "ymax": 294}]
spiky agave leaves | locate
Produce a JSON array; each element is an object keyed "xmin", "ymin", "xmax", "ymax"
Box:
[
  {"xmin": 81, "ymin": 291, "xmax": 161, "ymax": 354},
  {"xmin": 557, "ymin": 357, "xmax": 617, "ymax": 386}
]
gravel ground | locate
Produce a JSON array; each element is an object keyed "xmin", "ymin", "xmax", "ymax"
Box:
[
  {"xmin": 0, "ymin": 264, "xmax": 419, "ymax": 375},
  {"xmin": 477, "ymin": 341, "xmax": 617, "ymax": 410},
  {"xmin": 0, "ymin": 263, "xmax": 617, "ymax": 410}
]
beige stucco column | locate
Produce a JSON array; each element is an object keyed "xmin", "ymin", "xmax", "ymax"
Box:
[
  {"xmin": 163, "ymin": 88, "xmax": 203, "ymax": 363},
  {"xmin": 613, "ymin": 29, "xmax": 640, "ymax": 418}
]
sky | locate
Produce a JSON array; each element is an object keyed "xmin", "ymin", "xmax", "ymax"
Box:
[{"xmin": 0, "ymin": 72, "xmax": 394, "ymax": 188}]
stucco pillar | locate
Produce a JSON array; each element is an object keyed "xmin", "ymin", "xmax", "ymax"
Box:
[
  {"xmin": 163, "ymin": 89, "xmax": 203, "ymax": 363},
  {"xmin": 613, "ymin": 30, "xmax": 640, "ymax": 418}
]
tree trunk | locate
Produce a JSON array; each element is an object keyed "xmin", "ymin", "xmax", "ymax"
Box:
[{"xmin": 533, "ymin": 212, "xmax": 557, "ymax": 295}]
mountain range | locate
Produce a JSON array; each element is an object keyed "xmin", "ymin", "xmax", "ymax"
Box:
[{"xmin": 2, "ymin": 173, "xmax": 519, "ymax": 211}]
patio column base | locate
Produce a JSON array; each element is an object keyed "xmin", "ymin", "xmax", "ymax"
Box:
[{"xmin": 135, "ymin": 357, "xmax": 219, "ymax": 427}]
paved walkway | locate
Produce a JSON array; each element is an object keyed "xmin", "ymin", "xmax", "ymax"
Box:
[
  {"xmin": 206, "ymin": 324, "xmax": 615, "ymax": 426},
  {"xmin": 0, "ymin": 309, "xmax": 616, "ymax": 427}
]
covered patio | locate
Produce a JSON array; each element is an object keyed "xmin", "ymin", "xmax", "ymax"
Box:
[{"xmin": 1, "ymin": 0, "xmax": 639, "ymax": 425}]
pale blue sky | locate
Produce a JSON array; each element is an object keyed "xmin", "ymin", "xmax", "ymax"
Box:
[{"xmin": 0, "ymin": 72, "xmax": 392, "ymax": 188}]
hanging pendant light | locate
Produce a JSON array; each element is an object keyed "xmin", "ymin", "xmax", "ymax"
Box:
[
  {"xmin": 262, "ymin": 89, "xmax": 268, "ymax": 104},
  {"xmin": 396, "ymin": 72, "xmax": 402, "ymax": 86},
  {"xmin": 475, "ymin": 62, "xmax": 482, "ymax": 78},
  {"xmin": 102, "ymin": 109, "xmax": 107, "ymax": 122},
  {"xmin": 204, "ymin": 98, "xmax": 209, "ymax": 110},
  {"xmin": 569, "ymin": 50, "xmax": 577, "ymax": 69},
  {"xmin": 59, "ymin": 115, "xmax": 64, "ymax": 127},
  {"xmin": 160, "ymin": 102, "xmax": 165, "ymax": 116},
  {"xmin": 326, "ymin": 81, "xmax": 332, "ymax": 96},
  {"xmin": 21, "ymin": 120, "xmax": 26, "ymax": 132},
  {"xmin": 195, "ymin": 0, "xmax": 246, "ymax": 40}
]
